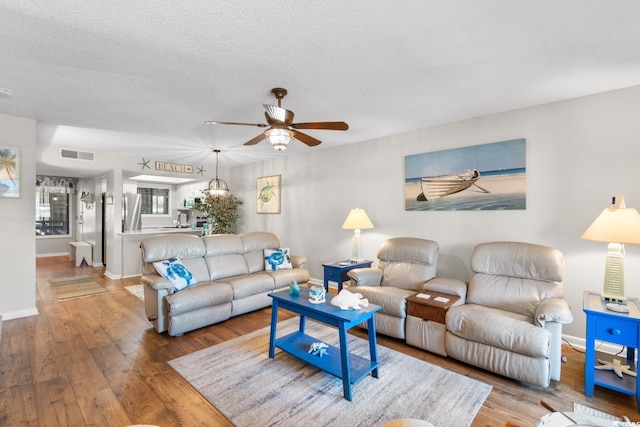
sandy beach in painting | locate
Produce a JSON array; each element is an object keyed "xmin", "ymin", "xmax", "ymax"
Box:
[{"xmin": 405, "ymin": 174, "xmax": 526, "ymax": 211}]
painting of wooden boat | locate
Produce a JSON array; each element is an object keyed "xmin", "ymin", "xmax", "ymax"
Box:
[{"xmin": 417, "ymin": 169, "xmax": 481, "ymax": 201}]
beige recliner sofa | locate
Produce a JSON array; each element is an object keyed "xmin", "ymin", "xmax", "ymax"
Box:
[
  {"xmin": 346, "ymin": 237, "xmax": 442, "ymax": 339},
  {"xmin": 140, "ymin": 231, "xmax": 310, "ymax": 336},
  {"xmin": 351, "ymin": 238, "xmax": 573, "ymax": 387},
  {"xmin": 443, "ymin": 241, "xmax": 573, "ymax": 387}
]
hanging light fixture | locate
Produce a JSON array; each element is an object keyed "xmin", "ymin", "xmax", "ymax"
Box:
[
  {"xmin": 265, "ymin": 126, "xmax": 294, "ymax": 151},
  {"xmin": 208, "ymin": 149, "xmax": 230, "ymax": 198}
]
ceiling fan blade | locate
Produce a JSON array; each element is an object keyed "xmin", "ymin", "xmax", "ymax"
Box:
[
  {"xmin": 263, "ymin": 104, "xmax": 294, "ymax": 125},
  {"xmin": 291, "ymin": 121, "xmax": 349, "ymax": 131},
  {"xmin": 205, "ymin": 120, "xmax": 268, "ymax": 128},
  {"xmin": 243, "ymin": 133, "xmax": 266, "ymax": 146},
  {"xmin": 293, "ymin": 130, "xmax": 322, "ymax": 147}
]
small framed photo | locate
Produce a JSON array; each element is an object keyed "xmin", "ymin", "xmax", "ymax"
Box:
[
  {"xmin": 256, "ymin": 174, "xmax": 281, "ymax": 214},
  {"xmin": 0, "ymin": 146, "xmax": 20, "ymax": 198}
]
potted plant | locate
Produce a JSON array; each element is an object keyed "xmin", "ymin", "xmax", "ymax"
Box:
[{"xmin": 193, "ymin": 192, "xmax": 243, "ymax": 234}]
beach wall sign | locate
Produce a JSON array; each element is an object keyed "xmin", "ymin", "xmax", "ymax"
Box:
[{"xmin": 404, "ymin": 139, "xmax": 526, "ymax": 211}]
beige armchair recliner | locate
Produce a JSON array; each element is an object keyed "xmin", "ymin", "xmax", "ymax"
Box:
[
  {"xmin": 347, "ymin": 237, "xmax": 440, "ymax": 339},
  {"xmin": 444, "ymin": 241, "xmax": 573, "ymax": 387}
]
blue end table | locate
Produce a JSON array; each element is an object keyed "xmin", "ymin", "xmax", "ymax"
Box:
[
  {"xmin": 322, "ymin": 260, "xmax": 373, "ymax": 292},
  {"xmin": 583, "ymin": 291, "xmax": 640, "ymax": 412}
]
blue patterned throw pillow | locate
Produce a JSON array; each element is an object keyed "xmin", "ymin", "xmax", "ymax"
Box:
[
  {"xmin": 153, "ymin": 257, "xmax": 197, "ymax": 291},
  {"xmin": 264, "ymin": 248, "xmax": 292, "ymax": 271}
]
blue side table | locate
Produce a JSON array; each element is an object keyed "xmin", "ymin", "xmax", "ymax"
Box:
[
  {"xmin": 322, "ymin": 260, "xmax": 373, "ymax": 292},
  {"xmin": 583, "ymin": 291, "xmax": 640, "ymax": 412}
]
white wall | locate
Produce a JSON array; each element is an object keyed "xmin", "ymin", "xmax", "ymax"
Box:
[
  {"xmin": 230, "ymin": 85, "xmax": 640, "ymax": 340},
  {"xmin": 0, "ymin": 113, "xmax": 38, "ymax": 319}
]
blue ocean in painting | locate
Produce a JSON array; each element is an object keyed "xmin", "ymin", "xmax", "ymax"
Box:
[{"xmin": 405, "ymin": 193, "xmax": 526, "ymax": 211}]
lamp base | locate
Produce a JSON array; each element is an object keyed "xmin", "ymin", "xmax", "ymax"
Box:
[
  {"xmin": 350, "ymin": 229, "xmax": 363, "ymax": 263},
  {"xmin": 600, "ymin": 242, "xmax": 627, "ymax": 305}
]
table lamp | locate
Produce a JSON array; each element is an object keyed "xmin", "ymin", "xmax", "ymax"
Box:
[
  {"xmin": 581, "ymin": 195, "xmax": 640, "ymax": 304},
  {"xmin": 341, "ymin": 208, "xmax": 374, "ymax": 263}
]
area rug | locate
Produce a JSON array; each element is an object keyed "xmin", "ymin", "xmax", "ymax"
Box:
[
  {"xmin": 169, "ymin": 317, "xmax": 492, "ymax": 427},
  {"xmin": 49, "ymin": 275, "xmax": 108, "ymax": 301},
  {"xmin": 125, "ymin": 284, "xmax": 144, "ymax": 300}
]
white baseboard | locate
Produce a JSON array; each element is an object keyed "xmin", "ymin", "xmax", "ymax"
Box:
[
  {"xmin": 105, "ymin": 271, "xmax": 140, "ymax": 280},
  {"xmin": 104, "ymin": 271, "xmax": 122, "ymax": 280},
  {"xmin": 563, "ymin": 333, "xmax": 634, "ymax": 358},
  {"xmin": 36, "ymin": 252, "xmax": 68, "ymax": 258},
  {"xmin": 1, "ymin": 307, "xmax": 39, "ymax": 321}
]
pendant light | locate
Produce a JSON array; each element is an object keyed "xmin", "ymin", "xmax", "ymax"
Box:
[{"xmin": 208, "ymin": 149, "xmax": 229, "ymax": 198}]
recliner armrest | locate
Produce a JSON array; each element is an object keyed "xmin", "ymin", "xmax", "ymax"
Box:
[
  {"xmin": 141, "ymin": 273, "xmax": 175, "ymax": 293},
  {"xmin": 535, "ymin": 298, "xmax": 573, "ymax": 327},
  {"xmin": 291, "ymin": 255, "xmax": 307, "ymax": 269},
  {"xmin": 423, "ymin": 277, "xmax": 468, "ymax": 305},
  {"xmin": 347, "ymin": 267, "xmax": 383, "ymax": 287}
]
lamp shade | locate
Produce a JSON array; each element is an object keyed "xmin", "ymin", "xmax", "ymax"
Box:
[
  {"xmin": 581, "ymin": 207, "xmax": 640, "ymax": 244},
  {"xmin": 341, "ymin": 208, "xmax": 374, "ymax": 230}
]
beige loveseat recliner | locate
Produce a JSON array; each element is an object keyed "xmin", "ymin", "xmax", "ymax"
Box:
[
  {"xmin": 140, "ymin": 231, "xmax": 310, "ymax": 336},
  {"xmin": 444, "ymin": 241, "xmax": 573, "ymax": 387},
  {"xmin": 346, "ymin": 237, "xmax": 442, "ymax": 339}
]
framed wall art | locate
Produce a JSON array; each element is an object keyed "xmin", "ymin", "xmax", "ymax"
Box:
[
  {"xmin": 256, "ymin": 174, "xmax": 281, "ymax": 214},
  {"xmin": 0, "ymin": 145, "xmax": 20, "ymax": 198},
  {"xmin": 405, "ymin": 138, "xmax": 526, "ymax": 211}
]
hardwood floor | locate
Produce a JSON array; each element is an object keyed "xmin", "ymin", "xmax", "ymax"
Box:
[{"xmin": 1, "ymin": 256, "xmax": 638, "ymax": 426}]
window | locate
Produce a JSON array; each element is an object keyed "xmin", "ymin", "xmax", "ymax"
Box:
[
  {"xmin": 36, "ymin": 192, "xmax": 70, "ymax": 236},
  {"xmin": 138, "ymin": 187, "xmax": 170, "ymax": 215}
]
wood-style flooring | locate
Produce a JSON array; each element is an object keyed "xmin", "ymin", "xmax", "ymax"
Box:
[{"xmin": 0, "ymin": 256, "xmax": 638, "ymax": 426}]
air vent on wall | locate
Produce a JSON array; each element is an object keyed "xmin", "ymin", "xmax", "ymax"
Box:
[{"xmin": 60, "ymin": 148, "xmax": 95, "ymax": 161}]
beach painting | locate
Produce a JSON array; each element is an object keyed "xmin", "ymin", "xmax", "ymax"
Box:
[
  {"xmin": 0, "ymin": 145, "xmax": 20, "ymax": 198},
  {"xmin": 405, "ymin": 139, "xmax": 526, "ymax": 211}
]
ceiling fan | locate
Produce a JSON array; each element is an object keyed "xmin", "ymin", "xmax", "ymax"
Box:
[{"xmin": 205, "ymin": 88, "xmax": 349, "ymax": 151}]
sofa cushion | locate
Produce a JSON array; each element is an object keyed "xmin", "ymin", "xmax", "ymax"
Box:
[
  {"xmin": 471, "ymin": 241, "xmax": 564, "ymax": 282},
  {"xmin": 468, "ymin": 273, "xmax": 563, "ymax": 318},
  {"xmin": 141, "ymin": 234, "xmax": 207, "ymax": 275},
  {"xmin": 223, "ymin": 273, "xmax": 276, "ymax": 299},
  {"xmin": 205, "ymin": 253, "xmax": 249, "ymax": 281},
  {"xmin": 468, "ymin": 241, "xmax": 564, "ymax": 317},
  {"xmin": 356, "ymin": 286, "xmax": 417, "ymax": 318},
  {"xmin": 379, "ymin": 261, "xmax": 436, "ymax": 290},
  {"xmin": 241, "ymin": 231, "xmax": 281, "ymax": 273},
  {"xmin": 142, "ymin": 234, "xmax": 206, "ymax": 262},
  {"xmin": 376, "ymin": 238, "xmax": 439, "ymax": 290},
  {"xmin": 266, "ymin": 268, "xmax": 311, "ymax": 288},
  {"xmin": 152, "ymin": 258, "xmax": 197, "ymax": 291},
  {"xmin": 446, "ymin": 304, "xmax": 550, "ymax": 358},
  {"xmin": 166, "ymin": 282, "xmax": 233, "ymax": 316},
  {"xmin": 264, "ymin": 248, "xmax": 292, "ymax": 271},
  {"xmin": 203, "ymin": 234, "xmax": 244, "ymax": 256}
]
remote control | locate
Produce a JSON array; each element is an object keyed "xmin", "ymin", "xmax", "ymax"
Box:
[{"xmin": 606, "ymin": 303, "xmax": 630, "ymax": 313}]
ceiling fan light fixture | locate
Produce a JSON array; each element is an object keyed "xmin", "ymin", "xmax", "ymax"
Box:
[
  {"xmin": 208, "ymin": 149, "xmax": 230, "ymax": 198},
  {"xmin": 265, "ymin": 127, "xmax": 294, "ymax": 151}
]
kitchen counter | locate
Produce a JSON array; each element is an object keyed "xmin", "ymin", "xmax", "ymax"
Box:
[{"xmin": 119, "ymin": 227, "xmax": 204, "ymax": 235}]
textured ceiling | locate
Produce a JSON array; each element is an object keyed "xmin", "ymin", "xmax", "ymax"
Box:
[{"xmin": 2, "ymin": 1, "xmax": 640, "ymax": 175}]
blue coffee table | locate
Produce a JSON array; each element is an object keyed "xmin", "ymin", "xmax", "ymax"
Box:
[{"xmin": 268, "ymin": 287, "xmax": 381, "ymax": 401}]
